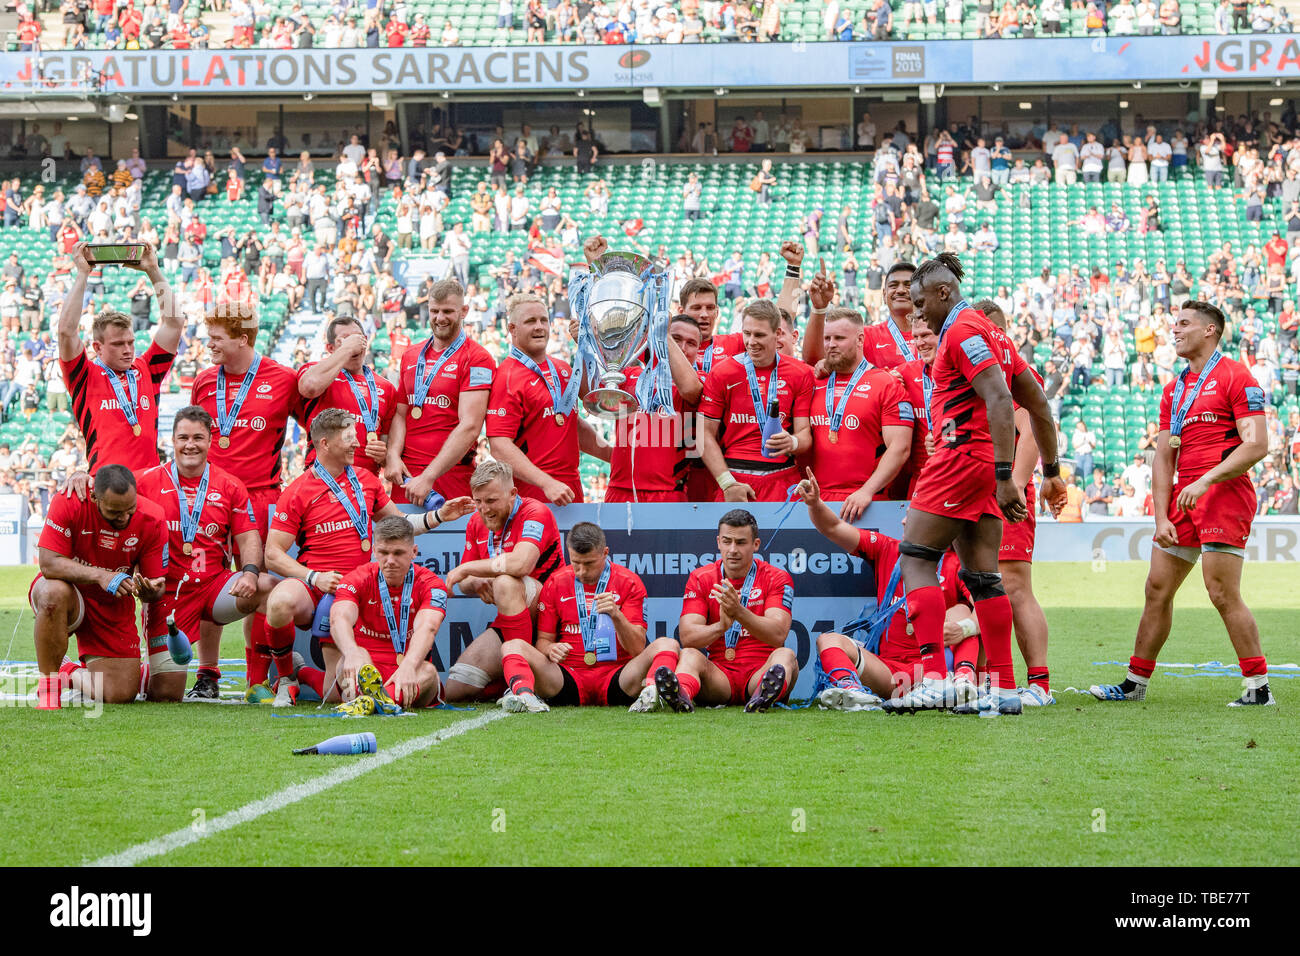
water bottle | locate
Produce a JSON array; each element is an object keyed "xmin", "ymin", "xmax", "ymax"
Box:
[
  {"xmin": 165, "ymin": 615, "xmax": 193, "ymax": 666},
  {"xmin": 311, "ymin": 594, "xmax": 335, "ymax": 640},
  {"xmin": 404, "ymin": 480, "xmax": 444, "ymax": 514},
  {"xmin": 761, "ymin": 397, "xmax": 784, "ymax": 459},
  {"xmin": 293, "ymin": 732, "xmax": 378, "ymax": 756},
  {"xmin": 593, "ymin": 613, "xmax": 616, "ymax": 661}
]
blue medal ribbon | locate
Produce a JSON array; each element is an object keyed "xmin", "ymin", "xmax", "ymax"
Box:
[
  {"xmin": 509, "ymin": 346, "xmax": 580, "ymax": 421},
  {"xmin": 886, "ymin": 319, "xmax": 916, "ymax": 363},
  {"xmin": 1169, "ymin": 349, "xmax": 1223, "ymax": 440},
  {"xmin": 377, "ymin": 566, "xmax": 415, "ymax": 653},
  {"xmin": 721, "ymin": 560, "xmax": 759, "ymax": 651},
  {"xmin": 825, "ymin": 358, "xmax": 872, "ymax": 436},
  {"xmin": 216, "ymin": 353, "xmax": 262, "ymax": 441},
  {"xmin": 312, "ymin": 462, "xmax": 370, "ymax": 548},
  {"xmin": 937, "ymin": 298, "xmax": 972, "ymax": 343},
  {"xmin": 574, "ymin": 560, "xmax": 614, "ymax": 658},
  {"xmin": 410, "ymin": 331, "xmax": 464, "ymax": 412},
  {"xmin": 699, "ymin": 339, "xmax": 715, "ymax": 373},
  {"xmin": 170, "ymin": 462, "xmax": 210, "ymax": 551},
  {"xmin": 921, "ymin": 366, "xmax": 935, "ymax": 431},
  {"xmin": 739, "ymin": 353, "xmax": 782, "ymax": 435},
  {"xmin": 344, "ymin": 366, "xmax": 380, "ymax": 433},
  {"xmin": 94, "ymin": 359, "xmax": 140, "ymax": 430},
  {"xmin": 863, "ymin": 558, "xmax": 905, "ymax": 655},
  {"xmin": 487, "ymin": 496, "xmax": 522, "ymax": 557}
]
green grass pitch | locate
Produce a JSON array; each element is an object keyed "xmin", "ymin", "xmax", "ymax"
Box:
[{"xmin": 1, "ymin": 562, "xmax": 1295, "ymax": 866}]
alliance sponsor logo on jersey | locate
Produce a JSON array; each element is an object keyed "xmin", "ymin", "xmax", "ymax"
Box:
[
  {"xmin": 844, "ymin": 414, "xmax": 861, "ymax": 429},
  {"xmin": 313, "ymin": 520, "xmax": 359, "ymax": 535}
]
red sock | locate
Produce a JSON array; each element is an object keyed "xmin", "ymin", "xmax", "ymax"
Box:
[
  {"xmin": 820, "ymin": 646, "xmax": 858, "ymax": 682},
  {"xmin": 267, "ymin": 621, "xmax": 296, "ymax": 681},
  {"xmin": 139, "ymin": 661, "xmax": 150, "ymax": 696},
  {"xmin": 1128, "ymin": 655, "xmax": 1157, "ymax": 680},
  {"xmin": 975, "ymin": 594, "xmax": 1016, "ymax": 690},
  {"xmin": 297, "ymin": 665, "xmax": 324, "ymax": 696},
  {"xmin": 1027, "ymin": 667, "xmax": 1050, "ymax": 693},
  {"xmin": 952, "ymin": 636, "xmax": 981, "ymax": 678},
  {"xmin": 1238, "ymin": 656, "xmax": 1267, "ymax": 678},
  {"xmin": 247, "ymin": 613, "xmax": 272, "ymax": 686},
  {"xmin": 36, "ymin": 674, "xmax": 61, "ymax": 710},
  {"xmin": 678, "ymin": 673, "xmax": 700, "ymax": 700},
  {"xmin": 197, "ymin": 665, "xmax": 221, "ymax": 682},
  {"xmin": 58, "ymin": 658, "xmax": 84, "ymax": 680},
  {"xmin": 493, "ymin": 610, "xmax": 534, "ymax": 645},
  {"xmin": 904, "ymin": 585, "xmax": 947, "ymax": 678},
  {"xmin": 647, "ymin": 649, "xmax": 680, "ymax": 685},
  {"xmin": 502, "ymin": 652, "xmax": 535, "ymax": 694},
  {"xmin": 481, "ymin": 678, "xmax": 506, "ymax": 700}
]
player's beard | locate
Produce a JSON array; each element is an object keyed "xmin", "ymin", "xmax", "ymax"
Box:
[{"xmin": 826, "ymin": 351, "xmax": 862, "ymax": 374}]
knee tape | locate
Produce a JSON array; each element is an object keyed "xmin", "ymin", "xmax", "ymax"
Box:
[
  {"xmin": 148, "ymin": 648, "xmax": 188, "ymax": 675},
  {"xmin": 899, "ymin": 540, "xmax": 945, "ymax": 562},
  {"xmin": 958, "ymin": 568, "xmax": 1006, "ymax": 602},
  {"xmin": 447, "ymin": 662, "xmax": 490, "ymax": 689}
]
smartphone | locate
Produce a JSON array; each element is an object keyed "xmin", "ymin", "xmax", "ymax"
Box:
[{"xmin": 83, "ymin": 243, "xmax": 146, "ymax": 265}]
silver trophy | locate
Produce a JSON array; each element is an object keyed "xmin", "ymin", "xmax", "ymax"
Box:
[{"xmin": 581, "ymin": 250, "xmax": 660, "ymax": 419}]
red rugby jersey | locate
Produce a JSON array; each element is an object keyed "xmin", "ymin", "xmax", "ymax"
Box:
[
  {"xmin": 809, "ymin": 364, "xmax": 914, "ymax": 498},
  {"xmin": 396, "ymin": 334, "xmax": 497, "ymax": 475},
  {"xmin": 1158, "ymin": 354, "xmax": 1265, "ymax": 483},
  {"xmin": 680, "ymin": 558, "xmax": 794, "ymax": 662},
  {"xmin": 461, "ymin": 495, "xmax": 564, "ymax": 584},
  {"xmin": 297, "ymin": 363, "xmax": 400, "ymax": 475},
  {"xmin": 270, "ymin": 465, "xmax": 391, "ymax": 573},
  {"xmin": 861, "ymin": 320, "xmax": 917, "ymax": 370},
  {"xmin": 136, "ymin": 461, "xmax": 257, "ymax": 588},
  {"xmin": 334, "ymin": 563, "xmax": 450, "ymax": 662},
  {"xmin": 191, "ymin": 356, "xmax": 304, "ymax": 493},
  {"xmin": 486, "ymin": 353, "xmax": 580, "ymax": 499},
  {"xmin": 697, "ymin": 354, "xmax": 814, "ymax": 470},
  {"xmin": 535, "ymin": 562, "xmax": 648, "ymax": 665},
  {"xmin": 62, "ymin": 342, "xmax": 174, "ymax": 474}
]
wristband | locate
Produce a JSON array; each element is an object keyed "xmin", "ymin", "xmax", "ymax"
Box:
[
  {"xmin": 959, "ymin": 616, "xmax": 978, "ymax": 638},
  {"xmin": 810, "ymin": 307, "xmax": 827, "ymax": 316},
  {"xmin": 785, "ymin": 266, "xmax": 801, "ymax": 279},
  {"xmin": 717, "ymin": 470, "xmax": 737, "ymax": 491},
  {"xmin": 105, "ymin": 572, "xmax": 128, "ymax": 595},
  {"xmin": 307, "ymin": 571, "xmax": 317, "ymax": 590},
  {"xmin": 790, "ymin": 433, "xmax": 799, "ymax": 453},
  {"xmin": 241, "ymin": 564, "xmax": 260, "ymax": 576},
  {"xmin": 994, "ymin": 461, "xmax": 1014, "ymax": 481},
  {"xmin": 1042, "ymin": 460, "xmax": 1061, "ymax": 479},
  {"xmin": 433, "ymin": 507, "xmax": 444, "ymax": 525}
]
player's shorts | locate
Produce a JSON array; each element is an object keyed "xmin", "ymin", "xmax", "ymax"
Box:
[
  {"xmin": 603, "ymin": 487, "xmax": 686, "ymax": 503},
  {"xmin": 910, "ymin": 448, "xmax": 1000, "ymax": 523},
  {"xmin": 1161, "ymin": 473, "xmax": 1255, "ymax": 559},
  {"xmin": 247, "ymin": 486, "xmax": 281, "ymax": 540},
  {"xmin": 713, "ymin": 466, "xmax": 801, "ymax": 504},
  {"xmin": 143, "ymin": 568, "xmax": 245, "ymax": 649},
  {"xmin": 684, "ymin": 461, "xmax": 716, "ymax": 502},
  {"xmin": 999, "ymin": 481, "xmax": 1036, "ymax": 562},
  {"xmin": 28, "ymin": 573, "xmax": 139, "ymax": 660},
  {"xmin": 548, "ymin": 660, "xmax": 633, "ymax": 707},
  {"xmin": 711, "ymin": 650, "xmax": 786, "ymax": 705}
]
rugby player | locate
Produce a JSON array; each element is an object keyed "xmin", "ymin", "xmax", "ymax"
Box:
[
  {"xmin": 498, "ymin": 521, "xmax": 675, "ymax": 712},
  {"xmin": 442, "ymin": 460, "xmax": 565, "ymax": 703},
  {"xmin": 682, "ymin": 277, "xmax": 743, "ymax": 374},
  {"xmin": 31, "ymin": 465, "xmax": 167, "ymax": 707},
  {"xmin": 802, "ymin": 260, "xmax": 918, "ymax": 371},
  {"xmin": 796, "ymin": 468, "xmax": 977, "ymax": 709},
  {"xmin": 976, "ymin": 299, "xmax": 1054, "ymax": 706},
  {"xmin": 697, "ymin": 299, "xmax": 814, "ymax": 502},
  {"xmin": 487, "ymin": 293, "xmax": 608, "ymax": 506},
  {"xmin": 385, "ymin": 278, "xmax": 497, "ymax": 504},
  {"xmin": 891, "ymin": 316, "xmax": 935, "ymax": 497},
  {"xmin": 263, "ymin": 408, "xmax": 466, "ymax": 706},
  {"xmin": 192, "ymin": 305, "xmax": 305, "ymax": 691},
  {"xmin": 884, "ymin": 254, "xmax": 1065, "ymax": 716},
  {"xmin": 58, "ymin": 242, "xmax": 183, "ymax": 475},
  {"xmin": 329, "ymin": 516, "xmax": 451, "ymax": 710},
  {"xmin": 1091, "ymin": 301, "xmax": 1274, "ymax": 707},
  {"xmin": 808, "ymin": 305, "xmax": 914, "ymax": 521},
  {"xmin": 298, "ymin": 316, "xmax": 399, "ymax": 476},
  {"xmin": 655, "ymin": 509, "xmax": 798, "ymax": 713}
]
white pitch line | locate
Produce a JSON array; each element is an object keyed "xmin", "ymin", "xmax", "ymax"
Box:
[{"xmin": 87, "ymin": 710, "xmax": 509, "ymax": 867}]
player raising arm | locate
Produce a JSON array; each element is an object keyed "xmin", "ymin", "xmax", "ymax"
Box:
[
  {"xmin": 654, "ymin": 509, "xmax": 798, "ymax": 713},
  {"xmin": 441, "ymin": 460, "xmax": 566, "ymax": 703},
  {"xmin": 31, "ymin": 465, "xmax": 167, "ymax": 708},
  {"xmin": 329, "ymin": 517, "xmax": 451, "ymax": 711},
  {"xmin": 58, "ymin": 242, "xmax": 183, "ymax": 475},
  {"xmin": 1091, "ymin": 301, "xmax": 1274, "ymax": 707}
]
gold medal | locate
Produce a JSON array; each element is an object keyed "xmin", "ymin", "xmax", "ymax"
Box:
[
  {"xmin": 367, "ymin": 431, "xmax": 378, "ymax": 444},
  {"xmin": 361, "ymin": 539, "xmax": 371, "ymax": 552},
  {"xmin": 410, "ymin": 407, "xmax": 422, "ymax": 420},
  {"xmin": 906, "ymin": 623, "xmax": 914, "ymax": 635},
  {"xmin": 395, "ymin": 652, "xmax": 405, "ymax": 666},
  {"xmin": 132, "ymin": 423, "xmax": 142, "ymax": 437},
  {"xmin": 724, "ymin": 647, "xmax": 736, "ymax": 661},
  {"xmin": 182, "ymin": 542, "xmax": 193, "ymax": 555},
  {"xmin": 828, "ymin": 430, "xmax": 839, "ymax": 444},
  {"xmin": 1168, "ymin": 435, "xmax": 1181, "ymax": 449},
  {"xmin": 218, "ymin": 435, "xmax": 231, "ymax": 449},
  {"xmin": 554, "ymin": 412, "xmax": 565, "ymax": 426},
  {"xmin": 584, "ymin": 651, "xmax": 597, "ymax": 666}
]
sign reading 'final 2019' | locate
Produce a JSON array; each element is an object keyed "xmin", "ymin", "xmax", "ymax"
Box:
[{"xmin": 5, "ymin": 36, "xmax": 1300, "ymax": 96}]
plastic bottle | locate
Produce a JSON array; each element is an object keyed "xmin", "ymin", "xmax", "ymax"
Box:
[
  {"xmin": 761, "ymin": 397, "xmax": 783, "ymax": 458},
  {"xmin": 293, "ymin": 732, "xmax": 378, "ymax": 756},
  {"xmin": 165, "ymin": 615, "xmax": 193, "ymax": 665}
]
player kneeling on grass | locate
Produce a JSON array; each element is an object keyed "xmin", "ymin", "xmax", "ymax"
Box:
[
  {"xmin": 328, "ymin": 516, "xmax": 450, "ymax": 713},
  {"xmin": 265, "ymin": 408, "xmax": 465, "ymax": 707},
  {"xmin": 655, "ymin": 509, "xmax": 798, "ymax": 714},
  {"xmin": 441, "ymin": 460, "xmax": 565, "ymax": 703},
  {"xmin": 796, "ymin": 468, "xmax": 978, "ymax": 711},
  {"xmin": 31, "ymin": 464, "xmax": 168, "ymax": 708},
  {"xmin": 1091, "ymin": 301, "xmax": 1276, "ymax": 708},
  {"xmin": 499, "ymin": 521, "xmax": 678, "ymax": 713}
]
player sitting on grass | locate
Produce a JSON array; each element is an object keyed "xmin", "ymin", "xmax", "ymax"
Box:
[
  {"xmin": 31, "ymin": 464, "xmax": 168, "ymax": 707},
  {"xmin": 796, "ymin": 468, "xmax": 978, "ymax": 710},
  {"xmin": 654, "ymin": 508, "xmax": 798, "ymax": 713},
  {"xmin": 264, "ymin": 408, "xmax": 464, "ymax": 707},
  {"xmin": 328, "ymin": 516, "xmax": 450, "ymax": 712},
  {"xmin": 442, "ymin": 459, "xmax": 565, "ymax": 702},
  {"xmin": 497, "ymin": 521, "xmax": 678, "ymax": 712}
]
